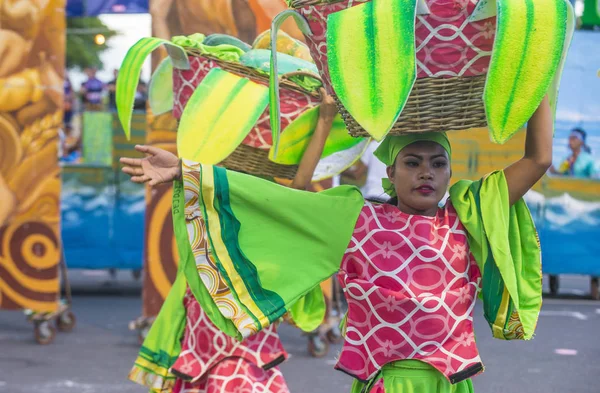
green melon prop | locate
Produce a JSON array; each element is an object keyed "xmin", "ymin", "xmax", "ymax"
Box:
[
  {"xmin": 269, "ymin": 10, "xmax": 314, "ymax": 157},
  {"xmin": 269, "ymin": 106, "xmax": 362, "ymax": 165},
  {"xmin": 326, "ymin": 0, "xmax": 417, "ymax": 142},
  {"xmin": 475, "ymin": 0, "xmax": 569, "ymax": 143},
  {"xmin": 547, "ymin": 0, "xmax": 575, "ymax": 121},
  {"xmin": 116, "ymin": 37, "xmax": 190, "ymax": 140},
  {"xmin": 177, "ymin": 68, "xmax": 269, "ymax": 164},
  {"xmin": 148, "ymin": 57, "xmax": 174, "ymax": 116}
]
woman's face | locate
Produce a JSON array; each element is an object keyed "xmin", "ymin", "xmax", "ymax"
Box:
[
  {"xmin": 568, "ymin": 133, "xmax": 584, "ymax": 152},
  {"xmin": 386, "ymin": 141, "xmax": 451, "ymax": 216}
]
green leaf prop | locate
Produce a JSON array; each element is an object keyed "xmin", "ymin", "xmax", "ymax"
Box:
[
  {"xmin": 269, "ymin": 107, "xmax": 363, "ymax": 165},
  {"xmin": 177, "ymin": 68, "xmax": 269, "ymax": 164},
  {"xmin": 269, "ymin": 10, "xmax": 314, "ymax": 157},
  {"xmin": 326, "ymin": 0, "xmax": 417, "ymax": 141},
  {"xmin": 482, "ymin": 0, "xmax": 568, "ymax": 143},
  {"xmin": 116, "ymin": 37, "xmax": 189, "ymax": 139},
  {"xmin": 148, "ymin": 56, "xmax": 174, "ymax": 116}
]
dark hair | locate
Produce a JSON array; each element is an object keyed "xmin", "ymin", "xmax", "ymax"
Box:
[{"xmin": 572, "ymin": 127, "xmax": 592, "ymax": 153}]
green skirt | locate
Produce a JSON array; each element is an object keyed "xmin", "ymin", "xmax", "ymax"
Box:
[{"xmin": 350, "ymin": 360, "xmax": 474, "ymax": 393}]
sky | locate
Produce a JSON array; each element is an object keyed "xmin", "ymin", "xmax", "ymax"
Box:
[{"xmin": 68, "ymin": 14, "xmax": 152, "ymax": 89}]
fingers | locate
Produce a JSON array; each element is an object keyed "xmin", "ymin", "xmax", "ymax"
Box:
[
  {"xmin": 318, "ymin": 87, "xmax": 328, "ymax": 101},
  {"xmin": 120, "ymin": 157, "xmax": 143, "ymax": 167},
  {"xmin": 122, "ymin": 166, "xmax": 144, "ymax": 176},
  {"xmin": 131, "ymin": 175, "xmax": 150, "ymax": 184},
  {"xmin": 134, "ymin": 144, "xmax": 150, "ymax": 153},
  {"xmin": 135, "ymin": 144, "xmax": 162, "ymax": 156}
]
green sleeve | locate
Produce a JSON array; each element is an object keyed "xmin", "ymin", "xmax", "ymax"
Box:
[
  {"xmin": 172, "ymin": 176, "xmax": 243, "ymax": 340},
  {"xmin": 449, "ymin": 170, "xmax": 542, "ymax": 341},
  {"xmin": 177, "ymin": 160, "xmax": 364, "ymax": 339},
  {"xmin": 128, "ymin": 267, "xmax": 187, "ymax": 392}
]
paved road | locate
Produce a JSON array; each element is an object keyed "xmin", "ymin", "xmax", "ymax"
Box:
[{"xmin": 0, "ymin": 271, "xmax": 599, "ymax": 393}]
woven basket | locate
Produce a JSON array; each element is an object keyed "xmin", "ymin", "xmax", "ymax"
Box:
[
  {"xmin": 341, "ymin": 76, "xmax": 487, "ymax": 137},
  {"xmin": 285, "ymin": 0, "xmax": 495, "ymax": 137},
  {"xmin": 173, "ymin": 51, "xmax": 322, "ymax": 179},
  {"xmin": 221, "ymin": 143, "xmax": 299, "ymax": 179},
  {"xmin": 185, "ymin": 49, "xmax": 321, "ymax": 98}
]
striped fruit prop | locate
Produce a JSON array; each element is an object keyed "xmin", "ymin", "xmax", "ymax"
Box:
[
  {"xmin": 271, "ymin": 0, "xmax": 573, "ymax": 144},
  {"xmin": 326, "ymin": 0, "xmax": 417, "ymax": 141},
  {"xmin": 177, "ymin": 68, "xmax": 269, "ymax": 164},
  {"xmin": 117, "ymin": 33, "xmax": 368, "ymax": 181},
  {"xmin": 171, "ymin": 54, "xmax": 369, "ymax": 181},
  {"xmin": 269, "ymin": 105, "xmax": 370, "ymax": 181},
  {"xmin": 470, "ymin": 0, "xmax": 573, "ymax": 143}
]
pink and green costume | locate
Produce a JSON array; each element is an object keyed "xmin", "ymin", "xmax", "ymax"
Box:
[{"xmin": 173, "ymin": 131, "xmax": 542, "ymax": 391}]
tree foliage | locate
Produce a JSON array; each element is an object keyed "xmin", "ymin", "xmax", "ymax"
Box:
[{"xmin": 66, "ymin": 17, "xmax": 118, "ymax": 70}]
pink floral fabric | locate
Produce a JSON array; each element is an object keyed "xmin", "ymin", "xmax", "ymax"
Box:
[
  {"xmin": 336, "ymin": 202, "xmax": 483, "ymax": 383},
  {"xmin": 170, "ymin": 288, "xmax": 288, "ymax": 391}
]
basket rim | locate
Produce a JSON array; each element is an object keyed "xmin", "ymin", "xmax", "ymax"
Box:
[
  {"xmin": 221, "ymin": 143, "xmax": 299, "ymax": 179},
  {"xmin": 289, "ymin": 0, "xmax": 347, "ymax": 8},
  {"xmin": 183, "ymin": 49, "xmax": 321, "ymax": 97}
]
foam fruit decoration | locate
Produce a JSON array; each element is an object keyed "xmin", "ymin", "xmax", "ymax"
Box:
[
  {"xmin": 148, "ymin": 57, "xmax": 174, "ymax": 116},
  {"xmin": 269, "ymin": 10, "xmax": 314, "ymax": 157},
  {"xmin": 203, "ymin": 34, "xmax": 252, "ymax": 52},
  {"xmin": 471, "ymin": 0, "xmax": 571, "ymax": 143},
  {"xmin": 177, "ymin": 68, "xmax": 269, "ymax": 163},
  {"xmin": 269, "ymin": 106, "xmax": 363, "ymax": 165},
  {"xmin": 253, "ymin": 29, "xmax": 313, "ymax": 62},
  {"xmin": 326, "ymin": 0, "xmax": 417, "ymax": 141},
  {"xmin": 116, "ymin": 37, "xmax": 189, "ymax": 139}
]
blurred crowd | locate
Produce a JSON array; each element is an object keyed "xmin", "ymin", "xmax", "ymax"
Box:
[{"xmin": 60, "ymin": 67, "xmax": 148, "ymax": 163}]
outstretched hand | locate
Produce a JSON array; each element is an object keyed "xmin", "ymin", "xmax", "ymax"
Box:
[{"xmin": 120, "ymin": 145, "xmax": 181, "ymax": 186}]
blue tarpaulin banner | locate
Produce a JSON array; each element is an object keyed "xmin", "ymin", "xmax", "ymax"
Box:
[{"xmin": 67, "ymin": 0, "xmax": 148, "ymax": 16}]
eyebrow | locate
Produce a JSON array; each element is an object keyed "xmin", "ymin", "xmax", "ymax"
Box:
[{"xmin": 402, "ymin": 153, "xmax": 447, "ymax": 159}]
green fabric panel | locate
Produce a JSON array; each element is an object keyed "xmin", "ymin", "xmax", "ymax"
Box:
[
  {"xmin": 350, "ymin": 361, "xmax": 474, "ymax": 393},
  {"xmin": 288, "ymin": 284, "xmax": 327, "ymax": 333},
  {"xmin": 172, "ymin": 179, "xmax": 243, "ymax": 340},
  {"xmin": 213, "ymin": 166, "xmax": 286, "ymax": 324},
  {"xmin": 206, "ymin": 166, "xmax": 364, "ymax": 323},
  {"xmin": 136, "ymin": 264, "xmax": 187, "ymax": 371},
  {"xmin": 449, "ymin": 171, "xmax": 542, "ymax": 340}
]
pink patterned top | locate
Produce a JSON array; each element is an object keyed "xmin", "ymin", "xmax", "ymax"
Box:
[
  {"xmin": 336, "ymin": 202, "xmax": 484, "ymax": 384},
  {"xmin": 170, "ymin": 288, "xmax": 288, "ymax": 383}
]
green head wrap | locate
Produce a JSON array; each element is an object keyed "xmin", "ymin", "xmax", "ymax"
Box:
[{"xmin": 373, "ymin": 132, "xmax": 452, "ymax": 197}]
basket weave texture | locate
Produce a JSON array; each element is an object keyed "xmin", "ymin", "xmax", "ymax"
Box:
[
  {"xmin": 289, "ymin": 0, "xmax": 496, "ymax": 136},
  {"xmin": 220, "ymin": 143, "xmax": 299, "ymax": 179},
  {"xmin": 172, "ymin": 52, "xmax": 319, "ymax": 179}
]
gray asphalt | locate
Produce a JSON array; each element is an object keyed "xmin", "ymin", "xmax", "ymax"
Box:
[{"xmin": 0, "ymin": 271, "xmax": 599, "ymax": 393}]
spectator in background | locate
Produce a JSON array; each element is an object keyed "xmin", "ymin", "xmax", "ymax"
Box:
[
  {"xmin": 548, "ymin": 127, "xmax": 598, "ymax": 299},
  {"xmin": 107, "ymin": 69, "xmax": 118, "ymax": 110},
  {"xmin": 64, "ymin": 77, "xmax": 74, "ymax": 127},
  {"xmin": 549, "ymin": 127, "xmax": 596, "ymax": 177},
  {"xmin": 133, "ymin": 79, "xmax": 148, "ymax": 110},
  {"xmin": 81, "ymin": 67, "xmax": 105, "ymax": 110}
]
